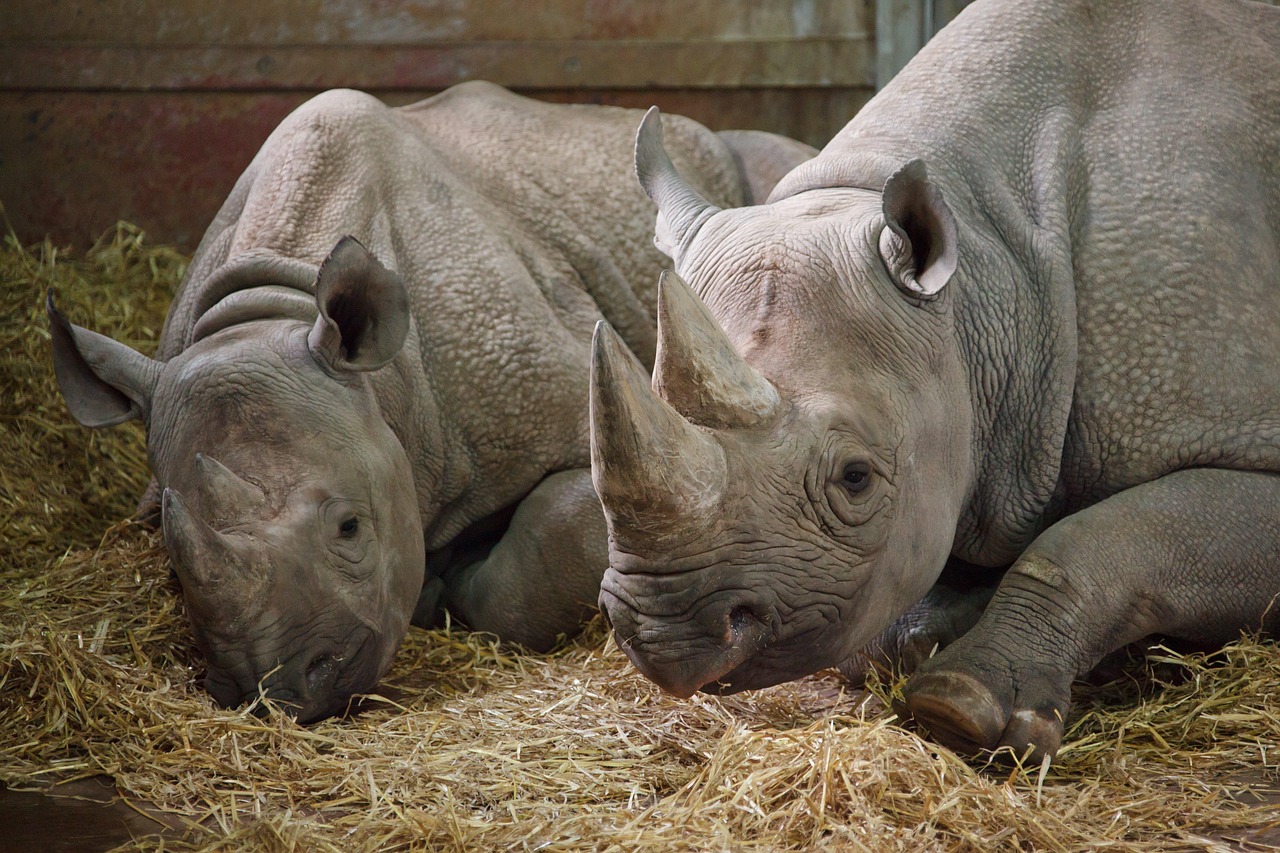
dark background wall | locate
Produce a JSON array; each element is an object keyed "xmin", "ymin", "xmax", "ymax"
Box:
[{"xmin": 1, "ymin": 1, "xmax": 968, "ymax": 251}]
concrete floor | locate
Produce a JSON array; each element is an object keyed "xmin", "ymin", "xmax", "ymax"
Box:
[{"xmin": 0, "ymin": 777, "xmax": 172, "ymax": 852}]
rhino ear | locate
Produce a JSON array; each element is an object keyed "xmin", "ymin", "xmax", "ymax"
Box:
[
  {"xmin": 879, "ymin": 160, "xmax": 958, "ymax": 298},
  {"xmin": 46, "ymin": 291, "xmax": 161, "ymax": 427},
  {"xmin": 307, "ymin": 236, "xmax": 410, "ymax": 373}
]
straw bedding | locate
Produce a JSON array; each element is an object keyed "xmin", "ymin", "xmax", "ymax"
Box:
[{"xmin": 2, "ymin": 224, "xmax": 1278, "ymax": 851}]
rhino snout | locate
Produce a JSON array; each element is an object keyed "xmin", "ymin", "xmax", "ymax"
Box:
[
  {"xmin": 213, "ymin": 630, "xmax": 380, "ymax": 723},
  {"xmin": 601, "ymin": 585, "xmax": 773, "ymax": 698}
]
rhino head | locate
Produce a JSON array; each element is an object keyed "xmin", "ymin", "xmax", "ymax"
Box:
[
  {"xmin": 48, "ymin": 237, "xmax": 425, "ymax": 722},
  {"xmin": 590, "ymin": 110, "xmax": 975, "ymax": 697}
]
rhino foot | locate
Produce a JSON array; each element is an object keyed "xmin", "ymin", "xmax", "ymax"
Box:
[
  {"xmin": 841, "ymin": 622, "xmax": 946, "ymax": 685},
  {"xmin": 411, "ymin": 575, "xmax": 447, "ymax": 629},
  {"xmin": 898, "ymin": 657, "xmax": 1070, "ymax": 763},
  {"xmin": 134, "ymin": 477, "xmax": 163, "ymax": 527},
  {"xmin": 442, "ymin": 470, "xmax": 609, "ymax": 652},
  {"xmin": 841, "ymin": 563, "xmax": 999, "ymax": 685}
]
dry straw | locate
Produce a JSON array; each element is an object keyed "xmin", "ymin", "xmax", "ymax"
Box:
[{"xmin": 2, "ymin": 223, "xmax": 1277, "ymax": 851}]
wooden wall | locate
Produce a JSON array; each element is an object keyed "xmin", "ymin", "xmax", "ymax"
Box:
[{"xmin": 1, "ymin": 1, "xmax": 877, "ymax": 250}]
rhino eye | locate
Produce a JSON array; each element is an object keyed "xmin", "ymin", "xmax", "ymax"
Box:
[
  {"xmin": 338, "ymin": 516, "xmax": 360, "ymax": 538},
  {"xmin": 840, "ymin": 462, "xmax": 871, "ymax": 494}
]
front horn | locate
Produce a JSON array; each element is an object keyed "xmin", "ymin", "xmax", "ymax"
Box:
[
  {"xmin": 635, "ymin": 107, "xmax": 720, "ymax": 263},
  {"xmin": 590, "ymin": 321, "xmax": 726, "ymax": 530},
  {"xmin": 653, "ymin": 270, "xmax": 779, "ymax": 429}
]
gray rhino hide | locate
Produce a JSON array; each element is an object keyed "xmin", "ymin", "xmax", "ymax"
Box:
[{"xmin": 589, "ymin": 0, "xmax": 1280, "ymax": 761}]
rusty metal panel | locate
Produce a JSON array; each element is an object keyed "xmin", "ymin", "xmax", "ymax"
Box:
[
  {"xmin": 459, "ymin": 87, "xmax": 872, "ymax": 153},
  {"xmin": 1, "ymin": 87, "xmax": 871, "ymax": 251},
  {"xmin": 0, "ymin": 92, "xmax": 306, "ymax": 249}
]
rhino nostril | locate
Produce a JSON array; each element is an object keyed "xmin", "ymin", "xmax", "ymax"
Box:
[
  {"xmin": 306, "ymin": 654, "xmax": 339, "ymax": 693},
  {"xmin": 727, "ymin": 605, "xmax": 763, "ymax": 642}
]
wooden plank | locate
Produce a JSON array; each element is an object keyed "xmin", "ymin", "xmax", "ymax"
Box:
[
  {"xmin": 8, "ymin": 0, "xmax": 869, "ymax": 45},
  {"xmin": 471, "ymin": 87, "xmax": 868, "ymax": 151},
  {"xmin": 876, "ymin": 0, "xmax": 973, "ymax": 88},
  {"xmin": 0, "ymin": 40, "xmax": 872, "ymax": 91},
  {"xmin": 876, "ymin": 0, "xmax": 924, "ymax": 89}
]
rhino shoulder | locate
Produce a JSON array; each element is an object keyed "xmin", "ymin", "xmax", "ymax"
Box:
[{"xmin": 281, "ymin": 88, "xmax": 395, "ymax": 127}]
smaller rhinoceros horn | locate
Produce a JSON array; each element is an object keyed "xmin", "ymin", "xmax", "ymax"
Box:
[
  {"xmin": 635, "ymin": 107, "xmax": 720, "ymax": 263},
  {"xmin": 653, "ymin": 270, "xmax": 780, "ymax": 429},
  {"xmin": 194, "ymin": 453, "xmax": 266, "ymax": 520},
  {"xmin": 590, "ymin": 321, "xmax": 726, "ymax": 529},
  {"xmin": 162, "ymin": 488, "xmax": 262, "ymax": 610}
]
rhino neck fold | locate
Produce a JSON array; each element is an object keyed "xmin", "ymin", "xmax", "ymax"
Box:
[
  {"xmin": 792, "ymin": 80, "xmax": 1084, "ymax": 568},
  {"xmin": 767, "ymin": 138, "xmax": 917, "ymax": 202},
  {"xmin": 186, "ymin": 250, "xmax": 321, "ymax": 347},
  {"xmin": 191, "ymin": 286, "xmax": 320, "ymax": 344},
  {"xmin": 942, "ymin": 154, "xmax": 1080, "ymax": 568}
]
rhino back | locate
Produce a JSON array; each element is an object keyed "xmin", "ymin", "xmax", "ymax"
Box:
[
  {"xmin": 394, "ymin": 80, "xmax": 748, "ymax": 362},
  {"xmin": 1054, "ymin": 0, "xmax": 1280, "ymax": 509},
  {"xmin": 782, "ymin": 0, "xmax": 1280, "ymax": 555},
  {"xmin": 158, "ymin": 83, "xmax": 748, "ymax": 544}
]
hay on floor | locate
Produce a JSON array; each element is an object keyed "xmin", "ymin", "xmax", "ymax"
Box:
[{"xmin": 2, "ymin": 225, "xmax": 1278, "ymax": 851}]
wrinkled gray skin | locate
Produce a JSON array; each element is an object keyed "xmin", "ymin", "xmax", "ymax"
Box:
[
  {"xmin": 48, "ymin": 81, "xmax": 815, "ymax": 723},
  {"xmin": 591, "ymin": 0, "xmax": 1280, "ymax": 760}
]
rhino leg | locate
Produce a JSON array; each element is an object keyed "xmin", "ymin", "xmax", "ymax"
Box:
[
  {"xmin": 135, "ymin": 476, "xmax": 163, "ymax": 526},
  {"xmin": 840, "ymin": 559, "xmax": 999, "ymax": 685},
  {"xmin": 902, "ymin": 468, "xmax": 1280, "ymax": 762},
  {"xmin": 436, "ymin": 469, "xmax": 608, "ymax": 652}
]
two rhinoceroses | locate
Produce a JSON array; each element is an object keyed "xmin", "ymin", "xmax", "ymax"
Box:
[{"xmin": 54, "ymin": 0, "xmax": 1280, "ymax": 761}]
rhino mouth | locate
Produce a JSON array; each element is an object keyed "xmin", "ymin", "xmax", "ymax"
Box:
[
  {"xmin": 304, "ymin": 629, "xmax": 383, "ymax": 722},
  {"xmin": 693, "ymin": 657, "xmax": 798, "ymax": 695},
  {"xmin": 225, "ymin": 627, "xmax": 381, "ymax": 723},
  {"xmin": 606, "ymin": 595, "xmax": 776, "ymax": 699}
]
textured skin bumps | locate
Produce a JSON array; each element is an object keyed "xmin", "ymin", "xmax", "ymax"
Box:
[{"xmin": 590, "ymin": 0, "xmax": 1280, "ymax": 760}]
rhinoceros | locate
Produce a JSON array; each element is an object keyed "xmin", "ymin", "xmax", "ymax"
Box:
[
  {"xmin": 589, "ymin": 0, "xmax": 1280, "ymax": 760},
  {"xmin": 48, "ymin": 81, "xmax": 815, "ymax": 722}
]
